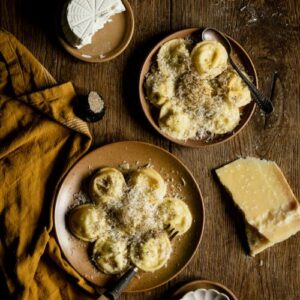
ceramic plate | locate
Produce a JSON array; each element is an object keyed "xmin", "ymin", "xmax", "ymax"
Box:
[
  {"xmin": 171, "ymin": 280, "xmax": 238, "ymax": 300},
  {"xmin": 56, "ymin": 0, "xmax": 134, "ymax": 62},
  {"xmin": 139, "ymin": 28, "xmax": 257, "ymax": 147},
  {"xmin": 54, "ymin": 141, "xmax": 204, "ymax": 292}
]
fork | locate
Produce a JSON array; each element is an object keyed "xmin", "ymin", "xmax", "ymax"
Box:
[{"xmin": 97, "ymin": 226, "xmax": 179, "ymax": 300}]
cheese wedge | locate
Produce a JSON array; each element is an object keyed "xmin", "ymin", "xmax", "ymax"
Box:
[
  {"xmin": 216, "ymin": 157, "xmax": 300, "ymax": 256},
  {"xmin": 61, "ymin": 0, "xmax": 126, "ymax": 48}
]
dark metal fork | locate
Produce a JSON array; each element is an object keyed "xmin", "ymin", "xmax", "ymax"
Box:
[{"xmin": 97, "ymin": 226, "xmax": 179, "ymax": 300}]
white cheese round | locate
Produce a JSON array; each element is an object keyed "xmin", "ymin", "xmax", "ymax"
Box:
[{"xmin": 61, "ymin": 0, "xmax": 126, "ymax": 49}]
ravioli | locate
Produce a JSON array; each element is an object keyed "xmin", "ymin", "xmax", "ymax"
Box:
[
  {"xmin": 191, "ymin": 40, "xmax": 228, "ymax": 79},
  {"xmin": 68, "ymin": 204, "xmax": 108, "ymax": 242},
  {"xmin": 159, "ymin": 198, "xmax": 192, "ymax": 235},
  {"xmin": 128, "ymin": 168, "xmax": 167, "ymax": 203},
  {"xmin": 89, "ymin": 167, "xmax": 126, "ymax": 204},
  {"xmin": 159, "ymin": 101, "xmax": 196, "ymax": 140},
  {"xmin": 145, "ymin": 72, "xmax": 175, "ymax": 107},
  {"xmin": 93, "ymin": 235, "xmax": 129, "ymax": 274},
  {"xmin": 205, "ymin": 102, "xmax": 241, "ymax": 134},
  {"xmin": 130, "ymin": 232, "xmax": 172, "ymax": 272},
  {"xmin": 157, "ymin": 39, "xmax": 191, "ymax": 77},
  {"xmin": 218, "ymin": 69, "xmax": 252, "ymax": 107}
]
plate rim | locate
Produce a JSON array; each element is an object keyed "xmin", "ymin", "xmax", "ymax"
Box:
[
  {"xmin": 138, "ymin": 27, "xmax": 258, "ymax": 148},
  {"xmin": 56, "ymin": 0, "xmax": 135, "ymax": 63},
  {"xmin": 53, "ymin": 141, "xmax": 205, "ymax": 292}
]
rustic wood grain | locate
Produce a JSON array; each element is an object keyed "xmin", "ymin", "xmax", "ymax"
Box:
[{"xmin": 1, "ymin": 0, "xmax": 300, "ymax": 299}]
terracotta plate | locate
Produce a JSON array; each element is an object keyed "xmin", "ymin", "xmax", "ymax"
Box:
[
  {"xmin": 57, "ymin": 0, "xmax": 134, "ymax": 62},
  {"xmin": 139, "ymin": 28, "xmax": 257, "ymax": 147},
  {"xmin": 170, "ymin": 280, "xmax": 238, "ymax": 300},
  {"xmin": 54, "ymin": 141, "xmax": 205, "ymax": 292}
]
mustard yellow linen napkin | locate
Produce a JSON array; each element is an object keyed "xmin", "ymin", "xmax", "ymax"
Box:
[{"xmin": 0, "ymin": 29, "xmax": 96, "ymax": 299}]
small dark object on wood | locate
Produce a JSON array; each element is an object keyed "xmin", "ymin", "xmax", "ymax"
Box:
[{"xmin": 77, "ymin": 91, "xmax": 106, "ymax": 122}]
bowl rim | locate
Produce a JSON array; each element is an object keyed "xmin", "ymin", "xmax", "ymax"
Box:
[{"xmin": 139, "ymin": 27, "xmax": 258, "ymax": 148}]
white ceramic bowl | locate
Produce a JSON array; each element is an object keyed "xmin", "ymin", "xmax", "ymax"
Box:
[{"xmin": 180, "ymin": 289, "xmax": 230, "ymax": 300}]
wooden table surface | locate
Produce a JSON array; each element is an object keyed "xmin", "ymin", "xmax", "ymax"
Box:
[{"xmin": 1, "ymin": 0, "xmax": 300, "ymax": 299}]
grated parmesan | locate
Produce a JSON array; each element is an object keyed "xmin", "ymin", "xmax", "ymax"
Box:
[
  {"xmin": 145, "ymin": 37, "xmax": 253, "ymax": 141},
  {"xmin": 68, "ymin": 165, "xmax": 192, "ymax": 274}
]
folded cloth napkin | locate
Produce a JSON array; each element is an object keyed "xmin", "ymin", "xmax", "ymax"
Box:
[{"xmin": 0, "ymin": 29, "xmax": 96, "ymax": 299}]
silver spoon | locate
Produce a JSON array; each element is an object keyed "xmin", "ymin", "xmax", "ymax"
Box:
[{"xmin": 202, "ymin": 28, "xmax": 274, "ymax": 114}]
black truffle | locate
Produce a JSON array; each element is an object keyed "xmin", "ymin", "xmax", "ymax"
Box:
[{"xmin": 78, "ymin": 91, "xmax": 106, "ymax": 122}]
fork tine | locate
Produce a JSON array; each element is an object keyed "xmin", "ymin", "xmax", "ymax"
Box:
[
  {"xmin": 166, "ymin": 226, "xmax": 174, "ymax": 236},
  {"xmin": 164, "ymin": 224, "xmax": 171, "ymax": 231},
  {"xmin": 170, "ymin": 230, "xmax": 179, "ymax": 241},
  {"xmin": 165, "ymin": 224, "xmax": 179, "ymax": 241}
]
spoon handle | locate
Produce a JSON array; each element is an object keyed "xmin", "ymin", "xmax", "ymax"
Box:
[{"xmin": 228, "ymin": 57, "xmax": 274, "ymax": 114}]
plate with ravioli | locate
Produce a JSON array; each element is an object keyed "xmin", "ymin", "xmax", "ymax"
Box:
[
  {"xmin": 139, "ymin": 28, "xmax": 257, "ymax": 147},
  {"xmin": 54, "ymin": 141, "xmax": 204, "ymax": 292}
]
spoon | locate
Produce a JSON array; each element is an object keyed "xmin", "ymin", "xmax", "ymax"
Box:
[{"xmin": 202, "ymin": 28, "xmax": 274, "ymax": 114}]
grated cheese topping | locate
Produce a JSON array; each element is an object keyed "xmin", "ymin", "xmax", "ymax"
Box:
[
  {"xmin": 145, "ymin": 38, "xmax": 253, "ymax": 141},
  {"xmin": 68, "ymin": 165, "xmax": 192, "ymax": 274}
]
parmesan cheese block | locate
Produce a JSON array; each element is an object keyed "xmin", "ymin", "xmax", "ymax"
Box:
[
  {"xmin": 61, "ymin": 0, "xmax": 126, "ymax": 48},
  {"xmin": 216, "ymin": 157, "xmax": 300, "ymax": 256}
]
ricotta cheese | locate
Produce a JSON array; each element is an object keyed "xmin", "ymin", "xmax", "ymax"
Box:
[{"xmin": 62, "ymin": 0, "xmax": 126, "ymax": 48}]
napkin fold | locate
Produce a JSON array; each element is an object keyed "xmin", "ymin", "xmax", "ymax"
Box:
[{"xmin": 0, "ymin": 29, "xmax": 95, "ymax": 299}]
